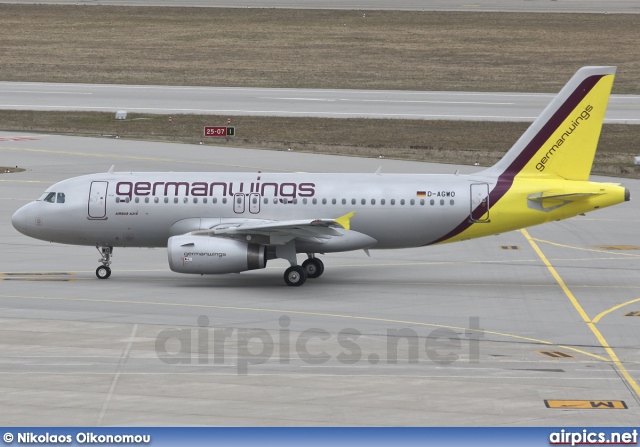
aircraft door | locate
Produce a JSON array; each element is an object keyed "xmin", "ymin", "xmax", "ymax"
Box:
[
  {"xmin": 88, "ymin": 181, "xmax": 108, "ymax": 219},
  {"xmin": 470, "ymin": 183, "xmax": 490, "ymax": 222},
  {"xmin": 249, "ymin": 193, "xmax": 261, "ymax": 214},
  {"xmin": 233, "ymin": 193, "xmax": 245, "ymax": 214}
]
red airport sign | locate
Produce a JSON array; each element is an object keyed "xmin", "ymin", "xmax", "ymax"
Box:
[{"xmin": 204, "ymin": 126, "xmax": 235, "ymax": 137}]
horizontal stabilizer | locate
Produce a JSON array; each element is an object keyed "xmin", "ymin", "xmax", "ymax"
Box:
[{"xmin": 527, "ymin": 192, "xmax": 602, "ymax": 202}]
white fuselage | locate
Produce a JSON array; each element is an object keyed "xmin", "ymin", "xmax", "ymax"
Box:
[{"xmin": 12, "ymin": 171, "xmax": 486, "ymax": 250}]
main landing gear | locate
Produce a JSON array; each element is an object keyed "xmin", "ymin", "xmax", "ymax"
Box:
[
  {"xmin": 302, "ymin": 256, "xmax": 324, "ymax": 279},
  {"xmin": 283, "ymin": 254, "xmax": 325, "ymax": 287},
  {"xmin": 95, "ymin": 246, "xmax": 113, "ymax": 279}
]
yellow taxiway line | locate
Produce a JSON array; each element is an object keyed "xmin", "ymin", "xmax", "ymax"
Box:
[{"xmin": 521, "ymin": 228, "xmax": 640, "ymax": 397}]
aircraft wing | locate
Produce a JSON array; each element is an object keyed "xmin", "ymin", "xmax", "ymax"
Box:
[{"xmin": 192, "ymin": 212, "xmax": 356, "ymax": 245}]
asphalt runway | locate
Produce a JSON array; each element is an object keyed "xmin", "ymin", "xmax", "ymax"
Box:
[
  {"xmin": 1, "ymin": 132, "xmax": 639, "ymax": 425},
  {"xmin": 1, "ymin": 82, "xmax": 639, "ymax": 124},
  {"xmin": 2, "ymin": 0, "xmax": 638, "ymax": 13}
]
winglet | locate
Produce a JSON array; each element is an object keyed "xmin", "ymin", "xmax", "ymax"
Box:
[{"xmin": 334, "ymin": 212, "xmax": 356, "ymax": 230}]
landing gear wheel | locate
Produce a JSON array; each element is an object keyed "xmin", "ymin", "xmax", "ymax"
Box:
[
  {"xmin": 302, "ymin": 258, "xmax": 324, "ymax": 279},
  {"xmin": 95, "ymin": 246, "xmax": 113, "ymax": 280},
  {"xmin": 284, "ymin": 265, "xmax": 307, "ymax": 287},
  {"xmin": 96, "ymin": 265, "xmax": 111, "ymax": 279}
]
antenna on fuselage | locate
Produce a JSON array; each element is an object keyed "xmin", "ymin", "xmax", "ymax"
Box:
[
  {"xmin": 108, "ymin": 165, "xmax": 115, "ymax": 174},
  {"xmin": 375, "ymin": 166, "xmax": 382, "ymax": 176}
]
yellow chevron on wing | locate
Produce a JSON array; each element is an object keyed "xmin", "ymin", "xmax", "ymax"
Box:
[{"xmin": 334, "ymin": 212, "xmax": 356, "ymax": 230}]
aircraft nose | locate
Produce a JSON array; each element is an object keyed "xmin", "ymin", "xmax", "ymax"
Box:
[{"xmin": 11, "ymin": 205, "xmax": 28, "ymax": 235}]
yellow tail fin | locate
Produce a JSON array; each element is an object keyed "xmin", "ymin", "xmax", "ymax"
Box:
[{"xmin": 485, "ymin": 67, "xmax": 615, "ymax": 181}]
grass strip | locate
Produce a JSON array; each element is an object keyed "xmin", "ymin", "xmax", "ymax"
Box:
[
  {"xmin": 1, "ymin": 5, "xmax": 639, "ymax": 93},
  {"xmin": 2, "ymin": 111, "xmax": 638, "ymax": 178}
]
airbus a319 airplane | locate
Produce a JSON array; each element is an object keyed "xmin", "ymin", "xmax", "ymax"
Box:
[{"xmin": 11, "ymin": 66, "xmax": 630, "ymax": 286}]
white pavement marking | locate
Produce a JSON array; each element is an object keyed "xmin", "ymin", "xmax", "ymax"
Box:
[{"xmin": 96, "ymin": 323, "xmax": 138, "ymax": 426}]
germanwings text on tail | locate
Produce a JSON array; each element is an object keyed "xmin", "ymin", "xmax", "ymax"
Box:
[{"xmin": 11, "ymin": 67, "xmax": 630, "ymax": 286}]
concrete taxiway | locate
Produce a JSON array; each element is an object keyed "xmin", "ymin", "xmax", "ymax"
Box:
[
  {"xmin": 0, "ymin": 82, "xmax": 638, "ymax": 124},
  {"xmin": 1, "ymin": 132, "xmax": 639, "ymax": 425}
]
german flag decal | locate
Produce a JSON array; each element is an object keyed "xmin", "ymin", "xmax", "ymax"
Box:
[{"xmin": 416, "ymin": 191, "xmax": 426, "ymax": 196}]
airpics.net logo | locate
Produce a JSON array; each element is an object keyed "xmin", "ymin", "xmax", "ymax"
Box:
[
  {"xmin": 154, "ymin": 315, "xmax": 484, "ymax": 374},
  {"xmin": 549, "ymin": 429, "xmax": 638, "ymax": 446},
  {"xmin": 536, "ymin": 104, "xmax": 594, "ymax": 172}
]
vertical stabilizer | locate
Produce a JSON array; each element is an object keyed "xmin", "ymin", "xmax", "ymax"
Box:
[{"xmin": 483, "ymin": 66, "xmax": 615, "ymax": 181}]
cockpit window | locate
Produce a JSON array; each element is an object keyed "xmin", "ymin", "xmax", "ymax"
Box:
[
  {"xmin": 37, "ymin": 192, "xmax": 65, "ymax": 203},
  {"xmin": 41, "ymin": 192, "xmax": 56, "ymax": 203}
]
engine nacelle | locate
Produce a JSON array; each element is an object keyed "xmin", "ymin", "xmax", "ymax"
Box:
[{"xmin": 168, "ymin": 235, "xmax": 266, "ymax": 274}]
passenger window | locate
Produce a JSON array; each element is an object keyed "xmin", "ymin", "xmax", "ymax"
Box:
[
  {"xmin": 193, "ymin": 198, "xmax": 198, "ymax": 204},
  {"xmin": 135, "ymin": 197, "xmax": 139, "ymax": 203},
  {"xmin": 450, "ymin": 199, "xmax": 455, "ymax": 205},
  {"xmin": 430, "ymin": 199, "xmax": 435, "ymax": 205},
  {"xmin": 361, "ymin": 198, "xmax": 366, "ymax": 205},
  {"xmin": 342, "ymin": 199, "xmax": 346, "ymax": 205},
  {"xmin": 223, "ymin": 198, "xmax": 227, "ymax": 204},
  {"xmin": 400, "ymin": 199, "xmax": 405, "ymax": 205},
  {"xmin": 332, "ymin": 199, "xmax": 336, "ymax": 205},
  {"xmin": 322, "ymin": 198, "xmax": 327, "ymax": 205},
  {"xmin": 164, "ymin": 197, "xmax": 169, "ymax": 203},
  {"xmin": 303, "ymin": 198, "xmax": 308, "ymax": 204},
  {"xmin": 390, "ymin": 199, "xmax": 395, "ymax": 205},
  {"xmin": 56, "ymin": 193, "xmax": 65, "ymax": 203},
  {"xmin": 420, "ymin": 199, "xmax": 425, "ymax": 205},
  {"xmin": 264, "ymin": 198, "xmax": 268, "ymax": 204},
  {"xmin": 351, "ymin": 199, "xmax": 356, "ymax": 205},
  {"xmin": 213, "ymin": 198, "xmax": 218, "ymax": 204},
  {"xmin": 154, "ymin": 197, "xmax": 159, "ymax": 203},
  {"xmin": 440, "ymin": 199, "xmax": 445, "ymax": 205},
  {"xmin": 410, "ymin": 199, "xmax": 415, "ymax": 205},
  {"xmin": 174, "ymin": 198, "xmax": 178, "ymax": 204},
  {"xmin": 371, "ymin": 199, "xmax": 375, "ymax": 205},
  {"xmin": 116, "ymin": 197, "xmax": 120, "ymax": 203},
  {"xmin": 145, "ymin": 197, "xmax": 149, "ymax": 203},
  {"xmin": 203, "ymin": 198, "xmax": 207, "ymax": 204},
  {"xmin": 381, "ymin": 199, "xmax": 385, "ymax": 205},
  {"xmin": 312, "ymin": 198, "xmax": 317, "ymax": 205}
]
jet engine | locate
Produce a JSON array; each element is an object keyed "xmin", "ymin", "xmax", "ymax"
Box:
[{"xmin": 168, "ymin": 235, "xmax": 266, "ymax": 274}]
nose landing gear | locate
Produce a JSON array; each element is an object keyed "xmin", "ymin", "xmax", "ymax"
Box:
[{"xmin": 95, "ymin": 246, "xmax": 113, "ymax": 279}]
